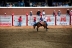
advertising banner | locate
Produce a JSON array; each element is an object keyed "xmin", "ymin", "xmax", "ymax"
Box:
[
  {"xmin": 46, "ymin": 16, "xmax": 55, "ymax": 25},
  {"xmin": 0, "ymin": 15, "xmax": 12, "ymax": 26},
  {"xmin": 56, "ymin": 16, "xmax": 70, "ymax": 25}
]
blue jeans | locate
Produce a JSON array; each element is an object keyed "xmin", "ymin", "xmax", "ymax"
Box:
[
  {"xmin": 44, "ymin": 21, "xmax": 48, "ymax": 26},
  {"xmin": 33, "ymin": 21, "xmax": 36, "ymax": 25},
  {"xmin": 18, "ymin": 22, "xmax": 22, "ymax": 26}
]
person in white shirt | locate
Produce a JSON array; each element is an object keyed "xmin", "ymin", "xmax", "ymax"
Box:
[
  {"xmin": 43, "ymin": 16, "xmax": 48, "ymax": 26},
  {"xmin": 42, "ymin": 10, "xmax": 45, "ymax": 16},
  {"xmin": 30, "ymin": 2, "xmax": 32, "ymax": 7},
  {"xmin": 30, "ymin": 11, "xmax": 32, "ymax": 16},
  {"xmin": 57, "ymin": 10, "xmax": 61, "ymax": 16}
]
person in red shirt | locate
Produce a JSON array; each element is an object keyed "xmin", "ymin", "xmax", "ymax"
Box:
[
  {"xmin": 53, "ymin": 10, "xmax": 57, "ymax": 16},
  {"xmin": 33, "ymin": 17, "xmax": 36, "ymax": 25},
  {"xmin": 18, "ymin": 16, "xmax": 22, "ymax": 26},
  {"xmin": 70, "ymin": 10, "xmax": 72, "ymax": 16}
]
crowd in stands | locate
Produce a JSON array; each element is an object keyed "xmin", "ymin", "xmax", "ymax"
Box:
[
  {"xmin": 29, "ymin": 2, "xmax": 47, "ymax": 7},
  {"xmin": 52, "ymin": 1, "xmax": 71, "ymax": 7},
  {"xmin": 0, "ymin": 1, "xmax": 71, "ymax": 7},
  {"xmin": 0, "ymin": 1, "xmax": 47, "ymax": 7},
  {"xmin": 0, "ymin": 1, "xmax": 25, "ymax": 7}
]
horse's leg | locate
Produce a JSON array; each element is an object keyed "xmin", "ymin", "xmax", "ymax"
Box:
[
  {"xmin": 37, "ymin": 26, "xmax": 39, "ymax": 31},
  {"xmin": 45, "ymin": 25, "xmax": 48, "ymax": 31},
  {"xmin": 45, "ymin": 26, "xmax": 47, "ymax": 31},
  {"xmin": 42, "ymin": 24, "xmax": 47, "ymax": 31},
  {"xmin": 37, "ymin": 26, "xmax": 38, "ymax": 31},
  {"xmin": 46, "ymin": 25, "xmax": 48, "ymax": 31},
  {"xmin": 43, "ymin": 25, "xmax": 45, "ymax": 29},
  {"xmin": 33, "ymin": 25, "xmax": 35, "ymax": 29}
]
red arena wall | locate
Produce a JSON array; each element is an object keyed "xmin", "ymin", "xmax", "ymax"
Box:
[{"xmin": 0, "ymin": 7, "xmax": 72, "ymax": 15}]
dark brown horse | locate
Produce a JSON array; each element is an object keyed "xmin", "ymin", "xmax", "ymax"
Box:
[{"xmin": 33, "ymin": 21, "xmax": 48, "ymax": 31}]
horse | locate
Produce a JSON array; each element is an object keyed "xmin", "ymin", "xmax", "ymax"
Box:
[{"xmin": 33, "ymin": 21, "xmax": 48, "ymax": 31}]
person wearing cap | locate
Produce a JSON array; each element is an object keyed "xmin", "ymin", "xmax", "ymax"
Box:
[
  {"xmin": 42, "ymin": 10, "xmax": 45, "ymax": 16},
  {"xmin": 57, "ymin": 10, "xmax": 61, "ymax": 16},
  {"xmin": 53, "ymin": 10, "xmax": 57, "ymax": 16},
  {"xmin": 36, "ymin": 10, "xmax": 41, "ymax": 16},
  {"xmin": 30, "ymin": 11, "xmax": 33, "ymax": 25},
  {"xmin": 4, "ymin": 13, "xmax": 6, "ymax": 16},
  {"xmin": 18, "ymin": 16, "xmax": 22, "ymax": 26},
  {"xmin": 30, "ymin": 11, "xmax": 33, "ymax": 16},
  {"xmin": 66, "ymin": 9, "xmax": 70, "ymax": 16}
]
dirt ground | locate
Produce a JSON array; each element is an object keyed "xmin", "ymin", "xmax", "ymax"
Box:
[{"xmin": 0, "ymin": 26, "xmax": 72, "ymax": 48}]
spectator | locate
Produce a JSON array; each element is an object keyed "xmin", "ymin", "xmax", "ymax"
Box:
[
  {"xmin": 62, "ymin": 2, "xmax": 66, "ymax": 6},
  {"xmin": 17, "ymin": 1, "xmax": 21, "ymax": 6},
  {"xmin": 6, "ymin": 3, "xmax": 10, "ymax": 7},
  {"xmin": 66, "ymin": 9, "xmax": 70, "ymax": 16},
  {"xmin": 57, "ymin": 10, "xmax": 61, "ymax": 16},
  {"xmin": 41, "ymin": 2, "xmax": 44, "ymax": 6},
  {"xmin": 53, "ymin": 10, "xmax": 57, "ymax": 16},
  {"xmin": 53, "ymin": 10, "xmax": 55, "ymax": 16},
  {"xmin": 58, "ymin": 2, "xmax": 62, "ymax": 6},
  {"xmin": 30, "ymin": 2, "xmax": 32, "ymax": 7},
  {"xmin": 42, "ymin": 10, "xmax": 45, "ymax": 16},
  {"xmin": 36, "ymin": 10, "xmax": 41, "ymax": 16},
  {"xmin": 29, "ymin": 11, "xmax": 33, "ymax": 25},
  {"xmin": 1, "ymin": 1, "xmax": 4, "ymax": 6},
  {"xmin": 12, "ymin": 3, "xmax": 15, "ymax": 7},
  {"xmin": 18, "ymin": 16, "xmax": 22, "ymax": 26},
  {"xmin": 70, "ymin": 10, "xmax": 72, "ymax": 16},
  {"xmin": 20, "ymin": 1, "xmax": 25, "ymax": 7},
  {"xmin": 56, "ymin": 2, "xmax": 58, "ymax": 6},
  {"xmin": 9, "ymin": 3, "xmax": 12, "ymax": 7},
  {"xmin": 32, "ymin": 1, "xmax": 36, "ymax": 7},
  {"xmin": 52, "ymin": 2, "xmax": 56, "ymax": 6},
  {"xmin": 65, "ymin": 2, "xmax": 69, "ymax": 7},
  {"xmin": 30, "ymin": 11, "xmax": 33, "ymax": 16}
]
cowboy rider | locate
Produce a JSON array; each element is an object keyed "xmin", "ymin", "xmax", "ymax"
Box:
[{"xmin": 39, "ymin": 15, "xmax": 48, "ymax": 26}]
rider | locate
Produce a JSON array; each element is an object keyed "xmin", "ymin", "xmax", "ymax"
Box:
[{"xmin": 40, "ymin": 16, "xmax": 43, "ymax": 22}]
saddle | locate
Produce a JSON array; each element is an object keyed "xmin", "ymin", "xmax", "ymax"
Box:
[{"xmin": 40, "ymin": 21, "xmax": 44, "ymax": 25}]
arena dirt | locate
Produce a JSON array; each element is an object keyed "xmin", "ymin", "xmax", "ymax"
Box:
[{"xmin": 0, "ymin": 26, "xmax": 72, "ymax": 48}]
